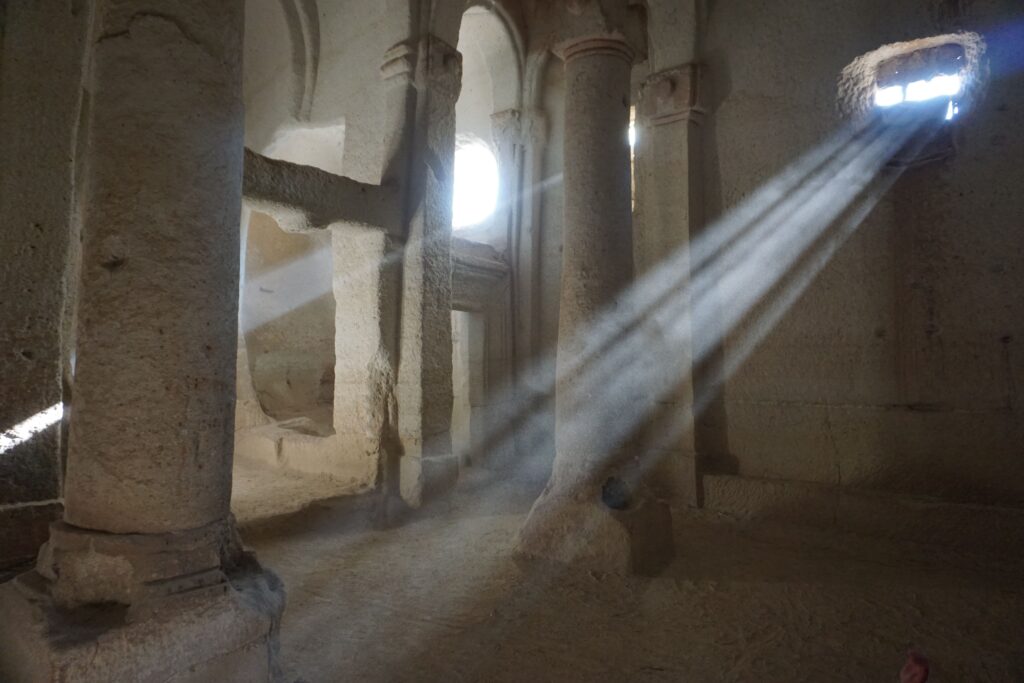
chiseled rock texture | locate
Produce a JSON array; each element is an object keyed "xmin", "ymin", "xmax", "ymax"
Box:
[
  {"xmin": 0, "ymin": 0, "xmax": 89, "ymax": 569},
  {"xmin": 0, "ymin": 559, "xmax": 285, "ymax": 683}
]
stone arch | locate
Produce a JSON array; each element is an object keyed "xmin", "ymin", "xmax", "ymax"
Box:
[
  {"xmin": 445, "ymin": 0, "xmax": 528, "ymax": 473},
  {"xmin": 452, "ymin": 3, "xmax": 523, "ymax": 245},
  {"xmin": 243, "ymin": 0, "xmax": 322, "ymax": 151},
  {"xmin": 240, "ymin": 0, "xmax": 337, "ymax": 437},
  {"xmin": 429, "ymin": 0, "xmax": 526, "ymax": 79}
]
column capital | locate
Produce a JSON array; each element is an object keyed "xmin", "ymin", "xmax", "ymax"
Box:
[
  {"xmin": 381, "ymin": 34, "xmax": 462, "ymax": 98},
  {"xmin": 638, "ymin": 63, "xmax": 706, "ymax": 126},
  {"xmin": 521, "ymin": 107, "xmax": 548, "ymax": 145},
  {"xmin": 379, "ymin": 32, "xmax": 462, "ymax": 228},
  {"xmin": 560, "ymin": 35, "xmax": 636, "ymax": 63},
  {"xmin": 491, "ymin": 108, "xmax": 523, "ymax": 148},
  {"xmin": 537, "ymin": 0, "xmax": 647, "ymax": 63}
]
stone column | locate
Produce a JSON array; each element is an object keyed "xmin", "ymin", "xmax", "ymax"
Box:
[
  {"xmin": 0, "ymin": 2, "xmax": 283, "ymax": 680},
  {"xmin": 516, "ymin": 34, "xmax": 674, "ymax": 575},
  {"xmin": 488, "ymin": 108, "xmax": 524, "ymax": 469},
  {"xmin": 514, "ymin": 106, "xmax": 547, "ymax": 383},
  {"xmin": 633, "ymin": 64, "xmax": 705, "ymax": 507},
  {"xmin": 379, "ymin": 35, "xmax": 461, "ymax": 512},
  {"xmin": 491, "ymin": 108, "xmax": 523, "ymax": 252},
  {"xmin": 512, "ymin": 104, "xmax": 550, "ymax": 483},
  {"xmin": 554, "ymin": 37, "xmax": 636, "ymax": 494}
]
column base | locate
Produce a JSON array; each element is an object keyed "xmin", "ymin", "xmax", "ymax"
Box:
[
  {"xmin": 0, "ymin": 557, "xmax": 284, "ymax": 682},
  {"xmin": 515, "ymin": 485, "xmax": 676, "ymax": 576},
  {"xmin": 399, "ymin": 453, "xmax": 460, "ymax": 508}
]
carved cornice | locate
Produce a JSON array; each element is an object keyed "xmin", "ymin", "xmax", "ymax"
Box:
[
  {"xmin": 381, "ymin": 34, "xmax": 462, "ymax": 98},
  {"xmin": 561, "ymin": 36, "xmax": 634, "ymax": 63},
  {"xmin": 520, "ymin": 108, "xmax": 548, "ymax": 145},
  {"xmin": 491, "ymin": 109, "xmax": 524, "ymax": 148},
  {"xmin": 381, "ymin": 42, "xmax": 416, "ymax": 81},
  {"xmin": 638, "ymin": 64, "xmax": 706, "ymax": 126},
  {"xmin": 538, "ymin": 0, "xmax": 647, "ymax": 63}
]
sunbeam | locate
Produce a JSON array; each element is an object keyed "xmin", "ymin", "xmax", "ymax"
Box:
[
  {"xmin": 231, "ymin": 100, "xmax": 954, "ymax": 683},
  {"xmin": 0, "ymin": 404, "xmax": 63, "ymax": 456},
  {"xmin": 6, "ymin": 2, "xmax": 1020, "ymax": 680},
  {"xmin": 319, "ymin": 112, "xmax": 942, "ymax": 676}
]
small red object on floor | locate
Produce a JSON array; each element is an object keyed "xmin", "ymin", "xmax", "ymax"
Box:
[{"xmin": 899, "ymin": 651, "xmax": 929, "ymax": 683}]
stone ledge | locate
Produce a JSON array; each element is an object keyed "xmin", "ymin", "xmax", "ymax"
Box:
[
  {"xmin": 36, "ymin": 520, "xmax": 233, "ymax": 608},
  {"xmin": 703, "ymin": 474, "xmax": 1024, "ymax": 555}
]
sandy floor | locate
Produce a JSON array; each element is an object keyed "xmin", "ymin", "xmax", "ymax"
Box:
[
  {"xmin": 237, "ymin": 470, "xmax": 1024, "ymax": 683},
  {"xmin": 232, "ymin": 454, "xmax": 361, "ymax": 525}
]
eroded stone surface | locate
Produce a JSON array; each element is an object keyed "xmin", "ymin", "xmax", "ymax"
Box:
[
  {"xmin": 0, "ymin": 562, "xmax": 284, "ymax": 683},
  {"xmin": 2, "ymin": 1, "xmax": 284, "ymax": 679},
  {"xmin": 0, "ymin": 0, "xmax": 89, "ymax": 569},
  {"xmin": 2, "ymin": 0, "xmax": 1024, "ymax": 676}
]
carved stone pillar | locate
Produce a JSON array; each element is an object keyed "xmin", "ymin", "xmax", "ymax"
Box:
[
  {"xmin": 633, "ymin": 64, "xmax": 706, "ymax": 506},
  {"xmin": 516, "ymin": 22, "xmax": 675, "ymax": 575},
  {"xmin": 508, "ymin": 103, "xmax": 551, "ymax": 482},
  {"xmin": 379, "ymin": 36, "xmax": 462, "ymax": 511},
  {"xmin": 491, "ymin": 108, "xmax": 523, "ymax": 250},
  {"xmin": 554, "ymin": 36, "xmax": 637, "ymax": 488},
  {"xmin": 0, "ymin": 2, "xmax": 283, "ymax": 679},
  {"xmin": 486, "ymin": 108, "xmax": 523, "ymax": 468},
  {"xmin": 514, "ymin": 105, "xmax": 548, "ymax": 397}
]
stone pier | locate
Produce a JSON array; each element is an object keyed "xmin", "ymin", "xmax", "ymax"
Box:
[
  {"xmin": 632, "ymin": 64, "xmax": 706, "ymax": 506},
  {"xmin": 0, "ymin": 2, "xmax": 284, "ymax": 680},
  {"xmin": 517, "ymin": 1, "xmax": 675, "ymax": 576},
  {"xmin": 380, "ymin": 36, "xmax": 462, "ymax": 512}
]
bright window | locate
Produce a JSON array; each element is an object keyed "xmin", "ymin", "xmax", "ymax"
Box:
[
  {"xmin": 875, "ymin": 73, "xmax": 963, "ymax": 119},
  {"xmin": 629, "ymin": 106, "xmax": 637, "ymax": 208},
  {"xmin": 872, "ymin": 43, "xmax": 967, "ymax": 121},
  {"xmin": 452, "ymin": 141, "xmax": 499, "ymax": 230}
]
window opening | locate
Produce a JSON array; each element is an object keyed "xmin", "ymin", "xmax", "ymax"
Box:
[
  {"xmin": 840, "ymin": 34, "xmax": 984, "ymax": 124},
  {"xmin": 873, "ymin": 44, "xmax": 966, "ymax": 120},
  {"xmin": 629, "ymin": 105, "xmax": 637, "ymax": 208},
  {"xmin": 452, "ymin": 137, "xmax": 499, "ymax": 230}
]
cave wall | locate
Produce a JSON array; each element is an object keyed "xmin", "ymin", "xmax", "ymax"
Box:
[
  {"xmin": 0, "ymin": 1, "xmax": 89, "ymax": 569},
  {"xmin": 698, "ymin": 0, "xmax": 1024, "ymax": 505}
]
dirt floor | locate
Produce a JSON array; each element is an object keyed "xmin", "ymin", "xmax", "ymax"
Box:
[
  {"xmin": 234, "ymin": 468, "xmax": 1024, "ymax": 683},
  {"xmin": 232, "ymin": 453, "xmax": 362, "ymax": 525}
]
